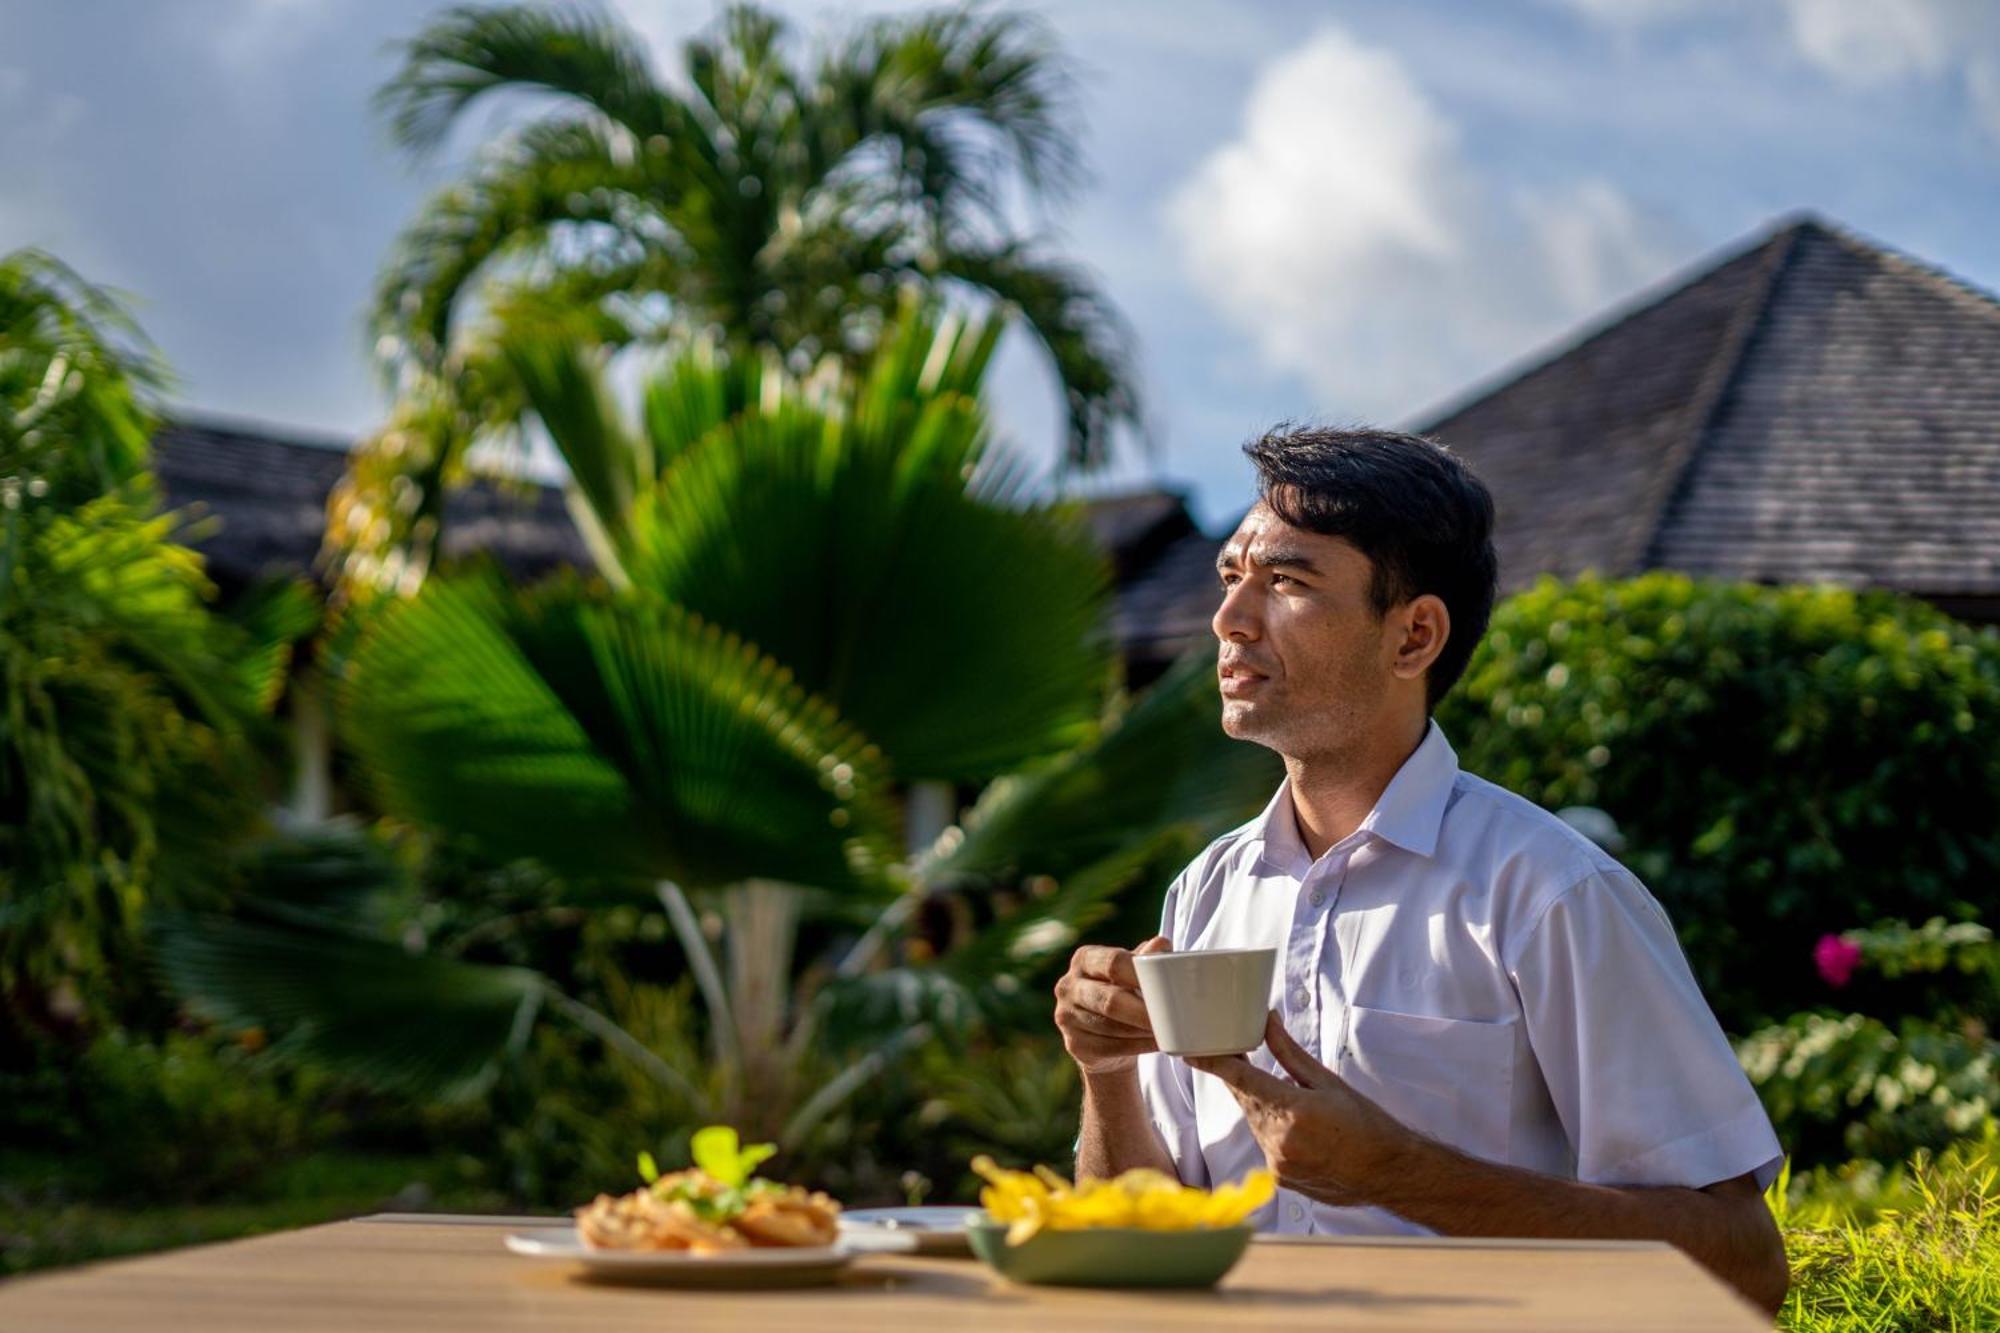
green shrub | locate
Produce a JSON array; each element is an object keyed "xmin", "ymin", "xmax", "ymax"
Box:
[
  {"xmin": 1739, "ymin": 1012, "xmax": 1996, "ymax": 1166},
  {"xmin": 1436, "ymin": 574, "xmax": 2000, "ymax": 1032},
  {"xmin": 0, "ymin": 1030, "xmax": 341, "ymax": 1201},
  {"xmin": 1772, "ymin": 1129, "xmax": 2000, "ymax": 1331},
  {"xmin": 1740, "ymin": 916, "xmax": 1996, "ymax": 1168}
]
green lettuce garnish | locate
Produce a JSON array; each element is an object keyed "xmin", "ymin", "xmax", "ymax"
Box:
[{"xmin": 690, "ymin": 1125, "xmax": 777, "ymax": 1189}]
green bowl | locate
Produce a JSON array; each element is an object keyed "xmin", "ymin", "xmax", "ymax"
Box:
[{"xmin": 965, "ymin": 1218, "xmax": 1253, "ymax": 1288}]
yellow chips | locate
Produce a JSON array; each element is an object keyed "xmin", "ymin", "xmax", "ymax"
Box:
[{"xmin": 971, "ymin": 1156, "xmax": 1275, "ymax": 1245}]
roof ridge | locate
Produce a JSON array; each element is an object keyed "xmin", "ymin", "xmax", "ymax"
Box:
[
  {"xmin": 1808, "ymin": 218, "xmax": 2000, "ymax": 329},
  {"xmin": 1631, "ymin": 224, "xmax": 1804, "ymax": 571},
  {"xmin": 160, "ymin": 408, "xmax": 357, "ymax": 455},
  {"xmin": 1407, "ymin": 214, "xmax": 1811, "ymax": 435}
]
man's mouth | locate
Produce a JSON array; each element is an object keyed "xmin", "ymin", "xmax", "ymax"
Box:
[{"xmin": 1218, "ymin": 663, "xmax": 1269, "ymax": 697}]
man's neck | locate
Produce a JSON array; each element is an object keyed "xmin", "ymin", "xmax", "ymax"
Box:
[{"xmin": 1283, "ymin": 714, "xmax": 1430, "ymax": 861}]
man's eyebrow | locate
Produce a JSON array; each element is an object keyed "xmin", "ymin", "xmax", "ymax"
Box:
[{"xmin": 1215, "ymin": 546, "xmax": 1322, "ymax": 575}]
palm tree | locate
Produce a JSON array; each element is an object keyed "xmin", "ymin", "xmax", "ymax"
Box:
[
  {"xmin": 331, "ymin": 1, "xmax": 1140, "ymax": 591},
  {"xmin": 161, "ymin": 307, "xmax": 1269, "ymax": 1150}
]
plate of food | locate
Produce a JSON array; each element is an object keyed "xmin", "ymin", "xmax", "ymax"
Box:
[
  {"xmin": 838, "ymin": 1205, "xmax": 980, "ymax": 1256},
  {"xmin": 506, "ymin": 1127, "xmax": 852, "ymax": 1287},
  {"xmin": 964, "ymin": 1156, "xmax": 1274, "ymax": 1288}
]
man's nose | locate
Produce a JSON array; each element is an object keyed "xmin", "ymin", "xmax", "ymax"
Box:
[{"xmin": 1212, "ymin": 582, "xmax": 1260, "ymax": 643}]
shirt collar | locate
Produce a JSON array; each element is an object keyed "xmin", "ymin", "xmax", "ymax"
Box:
[{"xmin": 1246, "ymin": 719, "xmax": 1460, "ymax": 872}]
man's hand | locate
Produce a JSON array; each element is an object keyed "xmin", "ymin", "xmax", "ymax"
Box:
[
  {"xmin": 1054, "ymin": 936, "xmax": 1171, "ymax": 1075},
  {"xmin": 1187, "ymin": 1009, "xmax": 1411, "ymax": 1204},
  {"xmin": 1192, "ymin": 1011, "xmax": 1790, "ymax": 1315}
]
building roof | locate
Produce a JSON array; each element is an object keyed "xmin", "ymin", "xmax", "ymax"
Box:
[
  {"xmin": 153, "ymin": 414, "xmax": 591, "ymax": 591},
  {"xmin": 1419, "ymin": 214, "xmax": 2000, "ymax": 602},
  {"xmin": 1081, "ymin": 490, "xmax": 1220, "ymax": 670},
  {"xmin": 150, "ymin": 414, "xmax": 1227, "ymax": 666}
]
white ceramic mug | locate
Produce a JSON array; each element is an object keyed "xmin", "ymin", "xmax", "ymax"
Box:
[{"xmin": 1132, "ymin": 947, "xmax": 1278, "ymax": 1057}]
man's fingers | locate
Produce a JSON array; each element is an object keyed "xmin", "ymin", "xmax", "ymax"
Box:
[
  {"xmin": 1185, "ymin": 1052, "xmax": 1298, "ymax": 1105},
  {"xmin": 1263, "ymin": 1010, "xmax": 1336, "ymax": 1089},
  {"xmin": 1058, "ymin": 1004, "xmax": 1153, "ymax": 1039},
  {"xmin": 1072, "ymin": 944, "xmax": 1140, "ymax": 988},
  {"xmin": 1134, "ymin": 934, "xmax": 1172, "ymax": 957},
  {"xmin": 1069, "ymin": 977, "xmax": 1151, "ymax": 1030}
]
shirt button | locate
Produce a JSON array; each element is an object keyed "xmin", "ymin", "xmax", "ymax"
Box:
[
  {"xmin": 1289, "ymin": 1201, "xmax": 1307, "ymax": 1223},
  {"xmin": 1292, "ymin": 987, "xmax": 1311, "ymax": 1008},
  {"xmin": 1309, "ymin": 888, "xmax": 1324, "ymax": 907}
]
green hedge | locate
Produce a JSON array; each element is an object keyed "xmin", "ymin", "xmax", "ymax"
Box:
[{"xmin": 1436, "ymin": 574, "xmax": 2000, "ymax": 1032}]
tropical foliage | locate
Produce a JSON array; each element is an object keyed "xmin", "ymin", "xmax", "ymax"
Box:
[
  {"xmin": 1436, "ymin": 572, "xmax": 2000, "ymax": 1033},
  {"xmin": 330, "ymin": 1, "xmax": 1138, "ymax": 589},
  {"xmin": 160, "ymin": 305, "xmax": 1276, "ymax": 1151},
  {"xmin": 0, "ymin": 249, "xmax": 310, "ymax": 1027}
]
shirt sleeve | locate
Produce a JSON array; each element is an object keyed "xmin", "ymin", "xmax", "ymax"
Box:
[
  {"xmin": 1134, "ymin": 871, "xmax": 1212, "ymax": 1187},
  {"xmin": 1508, "ymin": 870, "xmax": 1784, "ymax": 1191}
]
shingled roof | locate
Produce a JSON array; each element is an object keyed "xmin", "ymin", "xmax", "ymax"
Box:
[
  {"xmin": 1081, "ymin": 489, "xmax": 1220, "ymax": 677},
  {"xmin": 1418, "ymin": 214, "xmax": 2000, "ymax": 616},
  {"xmin": 151, "ymin": 415, "xmax": 1231, "ymax": 668},
  {"xmin": 154, "ymin": 415, "xmax": 591, "ymax": 592}
]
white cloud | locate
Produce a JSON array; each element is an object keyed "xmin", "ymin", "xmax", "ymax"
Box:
[
  {"xmin": 1166, "ymin": 27, "xmax": 1686, "ymax": 423},
  {"xmin": 1545, "ymin": 0, "xmax": 2000, "ymax": 141},
  {"xmin": 1780, "ymin": 0, "xmax": 1951, "ymax": 85}
]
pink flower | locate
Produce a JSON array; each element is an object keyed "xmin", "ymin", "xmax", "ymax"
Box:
[{"xmin": 1814, "ymin": 934, "xmax": 1863, "ymax": 989}]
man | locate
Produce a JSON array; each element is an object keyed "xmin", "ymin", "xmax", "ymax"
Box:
[{"xmin": 1053, "ymin": 427, "xmax": 1789, "ymax": 1314}]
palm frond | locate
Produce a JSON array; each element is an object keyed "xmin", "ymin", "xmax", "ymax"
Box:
[
  {"xmin": 939, "ymin": 242, "xmax": 1142, "ymax": 474},
  {"xmin": 0, "ymin": 247, "xmax": 167, "ymax": 502},
  {"xmin": 621, "ymin": 371, "xmax": 1114, "ymax": 780},
  {"xmin": 336, "ymin": 569, "xmax": 898, "ymax": 892},
  {"xmin": 376, "ymin": 2, "xmax": 676, "ymax": 156},
  {"xmin": 817, "ymin": 7, "xmax": 1081, "ymax": 213},
  {"xmin": 926, "ymin": 650, "xmax": 1283, "ymax": 886},
  {"xmin": 500, "ymin": 329, "xmax": 650, "ymax": 575},
  {"xmin": 638, "ymin": 338, "xmax": 776, "ymax": 476},
  {"xmin": 371, "ymin": 117, "xmax": 651, "ymax": 374},
  {"xmin": 153, "ymin": 910, "xmax": 544, "ymax": 1099},
  {"xmin": 944, "ymin": 829, "xmax": 1180, "ymax": 983}
]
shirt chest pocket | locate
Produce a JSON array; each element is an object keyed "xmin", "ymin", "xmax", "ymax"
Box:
[{"xmin": 1338, "ymin": 1006, "xmax": 1517, "ymax": 1164}]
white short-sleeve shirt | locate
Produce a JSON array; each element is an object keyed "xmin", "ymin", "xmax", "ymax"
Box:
[{"xmin": 1138, "ymin": 720, "xmax": 1784, "ymax": 1236}]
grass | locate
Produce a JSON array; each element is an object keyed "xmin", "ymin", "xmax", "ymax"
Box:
[
  {"xmin": 1772, "ymin": 1131, "xmax": 2000, "ymax": 1332},
  {"xmin": 0, "ymin": 1151, "xmax": 509, "ymax": 1279}
]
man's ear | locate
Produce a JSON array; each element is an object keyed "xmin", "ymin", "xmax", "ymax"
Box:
[{"xmin": 1391, "ymin": 594, "xmax": 1450, "ymax": 681}]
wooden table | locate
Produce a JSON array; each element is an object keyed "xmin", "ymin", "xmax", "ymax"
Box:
[{"xmin": 0, "ymin": 1213, "xmax": 1770, "ymax": 1331}]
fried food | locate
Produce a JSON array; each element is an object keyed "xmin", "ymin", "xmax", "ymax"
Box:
[
  {"xmin": 573, "ymin": 1129, "xmax": 843, "ymax": 1253},
  {"xmin": 972, "ymin": 1155, "xmax": 1275, "ymax": 1245},
  {"xmin": 575, "ymin": 1188, "xmax": 748, "ymax": 1253},
  {"xmin": 732, "ymin": 1190, "xmax": 841, "ymax": 1248}
]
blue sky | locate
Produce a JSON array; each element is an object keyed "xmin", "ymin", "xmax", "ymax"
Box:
[{"xmin": 4, "ymin": 0, "xmax": 1997, "ymax": 529}]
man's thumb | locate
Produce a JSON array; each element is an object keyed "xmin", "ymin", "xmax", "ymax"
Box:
[{"xmin": 1135, "ymin": 935, "xmax": 1172, "ymax": 956}]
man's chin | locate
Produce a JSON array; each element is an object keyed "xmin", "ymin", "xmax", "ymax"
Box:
[{"xmin": 1219, "ymin": 701, "xmax": 1265, "ymax": 740}]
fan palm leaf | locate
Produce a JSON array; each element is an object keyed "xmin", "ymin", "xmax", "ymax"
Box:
[
  {"xmin": 153, "ymin": 910, "xmax": 545, "ymax": 1099},
  {"xmin": 337, "ymin": 569, "xmax": 898, "ymax": 892}
]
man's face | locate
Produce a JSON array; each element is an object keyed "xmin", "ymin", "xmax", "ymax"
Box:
[{"xmin": 1212, "ymin": 503, "xmax": 1401, "ymax": 758}]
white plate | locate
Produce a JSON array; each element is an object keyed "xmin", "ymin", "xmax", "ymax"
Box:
[
  {"xmin": 839, "ymin": 1206, "xmax": 980, "ymax": 1256},
  {"xmin": 505, "ymin": 1227, "xmax": 856, "ymax": 1287}
]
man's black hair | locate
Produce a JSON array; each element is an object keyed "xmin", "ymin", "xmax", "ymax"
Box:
[{"xmin": 1242, "ymin": 424, "xmax": 1498, "ymax": 711}]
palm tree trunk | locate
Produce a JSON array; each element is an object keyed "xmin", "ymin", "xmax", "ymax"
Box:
[{"xmin": 725, "ymin": 879, "xmax": 798, "ymax": 1137}]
